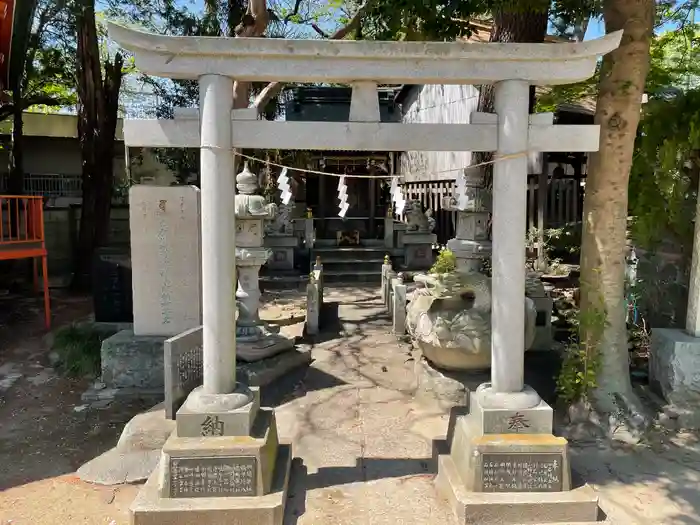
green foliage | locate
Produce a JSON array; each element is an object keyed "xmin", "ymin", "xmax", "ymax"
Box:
[
  {"xmin": 629, "ymin": 88, "xmax": 700, "ymax": 251},
  {"xmin": 430, "ymin": 248, "xmax": 457, "ymax": 274},
  {"xmin": 556, "ymin": 288, "xmax": 607, "ymax": 405},
  {"xmin": 52, "ymin": 324, "xmax": 107, "ymax": 378}
]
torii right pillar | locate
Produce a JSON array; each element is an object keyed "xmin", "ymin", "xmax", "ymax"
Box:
[{"xmin": 435, "ymin": 80, "xmax": 601, "ymax": 524}]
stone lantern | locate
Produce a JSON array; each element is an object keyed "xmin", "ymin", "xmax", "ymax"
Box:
[{"xmin": 234, "ymin": 162, "xmax": 295, "ymax": 361}]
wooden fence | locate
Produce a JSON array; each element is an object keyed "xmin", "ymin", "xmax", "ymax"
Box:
[{"xmin": 401, "ymin": 176, "xmax": 584, "ymax": 246}]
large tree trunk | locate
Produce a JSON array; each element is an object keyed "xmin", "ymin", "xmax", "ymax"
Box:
[
  {"xmin": 72, "ymin": 0, "xmax": 123, "ymax": 290},
  {"xmin": 579, "ymin": 0, "xmax": 654, "ymax": 418},
  {"xmin": 476, "ymin": 6, "xmax": 549, "ymax": 117},
  {"xmin": 472, "ymin": 5, "xmax": 549, "ymax": 243}
]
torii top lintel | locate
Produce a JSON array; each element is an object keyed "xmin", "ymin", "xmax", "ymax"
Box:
[{"xmin": 108, "ymin": 23, "xmax": 621, "ymax": 86}]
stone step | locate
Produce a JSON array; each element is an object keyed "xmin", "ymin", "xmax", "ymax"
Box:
[
  {"xmin": 323, "ymin": 270, "xmax": 382, "ymax": 284},
  {"xmin": 321, "ymin": 261, "xmax": 385, "ymax": 273},
  {"xmin": 259, "ymin": 274, "xmax": 308, "ymax": 292}
]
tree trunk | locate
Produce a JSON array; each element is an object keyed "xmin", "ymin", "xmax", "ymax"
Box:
[
  {"xmin": 472, "ymin": 5, "xmax": 549, "ymax": 242},
  {"xmin": 7, "ymin": 87, "xmax": 24, "ymax": 239},
  {"xmin": 477, "ymin": 6, "xmax": 549, "ymax": 117},
  {"xmin": 72, "ymin": 0, "xmax": 124, "ymax": 290},
  {"xmin": 9, "ymin": 87, "xmax": 24, "ymax": 196},
  {"xmin": 579, "ymin": 0, "xmax": 654, "ymax": 417}
]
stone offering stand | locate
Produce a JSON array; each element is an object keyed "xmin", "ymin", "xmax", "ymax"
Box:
[{"xmin": 110, "ymin": 20, "xmax": 622, "ymax": 525}]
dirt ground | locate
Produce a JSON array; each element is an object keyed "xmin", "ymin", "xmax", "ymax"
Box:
[{"xmin": 0, "ymin": 289, "xmax": 308, "ymax": 525}]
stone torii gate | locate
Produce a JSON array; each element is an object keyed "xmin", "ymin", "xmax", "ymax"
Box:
[{"xmin": 109, "ymin": 22, "xmax": 620, "ymax": 524}]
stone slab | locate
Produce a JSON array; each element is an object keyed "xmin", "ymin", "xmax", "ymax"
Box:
[
  {"xmin": 100, "ymin": 329, "xmax": 166, "ymax": 390},
  {"xmin": 176, "ymin": 386, "xmax": 261, "ymax": 438},
  {"xmin": 264, "ymin": 235, "xmax": 299, "ymax": 247},
  {"xmin": 650, "ymin": 328, "xmax": 700, "ymax": 428},
  {"xmin": 130, "ymin": 185, "xmax": 202, "ymax": 337},
  {"xmin": 238, "ymin": 347, "xmax": 312, "ymax": 387},
  {"xmin": 236, "ymin": 334, "xmax": 296, "ymax": 363},
  {"xmin": 165, "ymin": 327, "xmax": 204, "ymax": 420},
  {"xmin": 401, "ymin": 232, "xmax": 438, "ymax": 245},
  {"xmin": 78, "ymin": 448, "xmax": 161, "ymax": 485},
  {"xmin": 132, "ymin": 444, "xmax": 291, "ymax": 525},
  {"xmin": 436, "ymin": 454, "xmax": 599, "ymax": 525},
  {"xmin": 162, "ymin": 409, "xmax": 280, "ymax": 499}
]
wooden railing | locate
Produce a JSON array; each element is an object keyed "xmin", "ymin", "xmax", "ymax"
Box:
[
  {"xmin": 0, "ymin": 196, "xmax": 46, "ymax": 247},
  {"xmin": 0, "ymin": 195, "xmax": 51, "ymax": 329}
]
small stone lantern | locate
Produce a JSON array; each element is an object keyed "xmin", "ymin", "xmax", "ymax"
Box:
[{"xmin": 234, "ymin": 162, "xmax": 294, "ymax": 361}]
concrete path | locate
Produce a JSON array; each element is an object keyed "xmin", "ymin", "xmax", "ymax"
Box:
[{"xmin": 274, "ymin": 287, "xmax": 458, "ymax": 525}]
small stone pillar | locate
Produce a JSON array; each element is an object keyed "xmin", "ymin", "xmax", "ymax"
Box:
[
  {"xmin": 381, "ymin": 255, "xmax": 392, "ymax": 304},
  {"xmin": 234, "ymin": 162, "xmax": 295, "ymax": 362},
  {"xmin": 304, "ymin": 209, "xmax": 315, "ymax": 249},
  {"xmin": 392, "ymin": 275, "xmax": 407, "ymax": 336},
  {"xmin": 384, "ymin": 208, "xmax": 395, "ymax": 249},
  {"xmin": 305, "ymin": 265, "xmax": 323, "ymax": 336}
]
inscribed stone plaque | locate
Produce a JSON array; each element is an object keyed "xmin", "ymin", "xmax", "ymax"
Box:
[
  {"xmin": 169, "ymin": 456, "xmax": 257, "ymax": 498},
  {"xmin": 164, "ymin": 326, "xmax": 203, "ymax": 420},
  {"xmin": 481, "ymin": 453, "xmax": 563, "ymax": 493},
  {"xmin": 129, "ymin": 185, "xmax": 202, "ymax": 336}
]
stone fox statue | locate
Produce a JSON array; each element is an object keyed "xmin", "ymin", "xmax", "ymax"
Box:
[{"xmin": 405, "ymin": 200, "xmax": 436, "ymax": 233}]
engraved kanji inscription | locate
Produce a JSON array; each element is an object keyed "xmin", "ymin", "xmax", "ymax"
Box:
[
  {"xmin": 201, "ymin": 415, "xmax": 225, "ymax": 436},
  {"xmin": 481, "ymin": 453, "xmax": 563, "ymax": 492},
  {"xmin": 170, "ymin": 456, "xmax": 257, "ymax": 498},
  {"xmin": 507, "ymin": 412, "xmax": 530, "ymax": 433}
]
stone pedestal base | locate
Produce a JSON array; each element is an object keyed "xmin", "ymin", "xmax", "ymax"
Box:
[
  {"xmin": 436, "ymin": 455, "xmax": 598, "ymax": 525},
  {"xmin": 650, "ymin": 328, "xmax": 700, "ymax": 428},
  {"xmin": 265, "ymin": 235, "xmax": 299, "ymax": 271},
  {"xmin": 131, "ymin": 444, "xmax": 291, "ymax": 525},
  {"xmin": 436, "ymin": 384, "xmax": 598, "ymax": 524},
  {"xmin": 402, "ymin": 233, "xmax": 437, "ymax": 270},
  {"xmin": 130, "ymin": 386, "xmax": 291, "ymax": 525}
]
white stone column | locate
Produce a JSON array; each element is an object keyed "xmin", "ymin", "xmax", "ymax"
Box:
[
  {"xmin": 686, "ymin": 178, "xmax": 700, "ymax": 336},
  {"xmin": 491, "ymin": 80, "xmax": 529, "ymax": 395},
  {"xmin": 199, "ymin": 74, "xmax": 236, "ymax": 395}
]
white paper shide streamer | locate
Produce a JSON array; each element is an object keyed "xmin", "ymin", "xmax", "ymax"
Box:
[
  {"xmin": 277, "ymin": 168, "xmax": 292, "ymax": 205},
  {"xmin": 455, "ymin": 170, "xmax": 469, "ymax": 211},
  {"xmin": 337, "ymin": 176, "xmax": 349, "ymax": 218},
  {"xmin": 390, "ymin": 177, "xmax": 406, "ymax": 215}
]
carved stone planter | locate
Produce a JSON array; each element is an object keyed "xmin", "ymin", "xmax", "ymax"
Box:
[{"xmin": 406, "ymin": 273, "xmax": 537, "ymax": 371}]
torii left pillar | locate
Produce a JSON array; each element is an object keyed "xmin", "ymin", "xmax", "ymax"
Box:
[{"xmin": 129, "ymin": 73, "xmax": 292, "ymax": 525}]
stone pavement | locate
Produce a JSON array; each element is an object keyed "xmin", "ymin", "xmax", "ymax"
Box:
[
  {"xmin": 274, "ymin": 286, "xmax": 458, "ymax": 525},
  {"xmin": 271, "ymin": 286, "xmax": 700, "ymax": 525}
]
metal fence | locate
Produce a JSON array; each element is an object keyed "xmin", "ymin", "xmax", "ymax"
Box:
[
  {"xmin": 401, "ymin": 175, "xmax": 584, "ymax": 246},
  {"xmin": 0, "ymin": 173, "xmax": 83, "ymax": 198}
]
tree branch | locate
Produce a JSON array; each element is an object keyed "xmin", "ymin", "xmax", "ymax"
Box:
[
  {"xmin": 310, "ymin": 22, "xmax": 328, "ymax": 37},
  {"xmin": 283, "ymin": 0, "xmax": 304, "ymax": 22},
  {"xmin": 253, "ymin": 0, "xmax": 377, "ymax": 115},
  {"xmin": 0, "ymin": 95, "xmax": 64, "ymax": 122}
]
